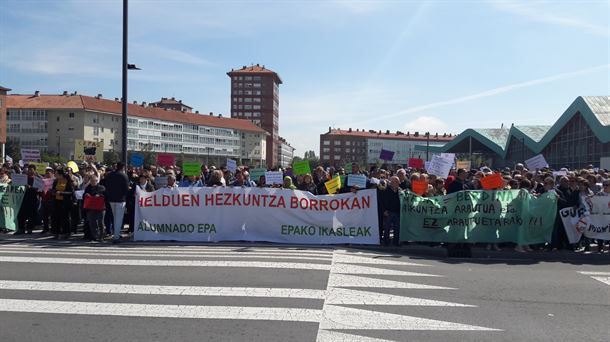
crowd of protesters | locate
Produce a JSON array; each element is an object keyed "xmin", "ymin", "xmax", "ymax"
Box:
[{"xmin": 1, "ymin": 159, "xmax": 608, "ymax": 253}]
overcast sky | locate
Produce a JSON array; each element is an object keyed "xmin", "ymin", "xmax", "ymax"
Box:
[{"xmin": 1, "ymin": 0, "xmax": 609, "ymax": 157}]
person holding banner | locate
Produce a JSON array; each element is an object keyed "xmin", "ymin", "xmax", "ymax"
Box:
[
  {"xmin": 15, "ymin": 165, "xmax": 40, "ymax": 235},
  {"xmin": 84, "ymin": 175, "xmax": 106, "ymax": 241},
  {"xmin": 298, "ymin": 173, "xmax": 318, "ymax": 195}
]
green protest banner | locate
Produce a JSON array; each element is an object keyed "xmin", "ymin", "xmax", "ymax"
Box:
[
  {"xmin": 0, "ymin": 185, "xmax": 26, "ymax": 231},
  {"xmin": 400, "ymin": 189, "xmax": 557, "ymax": 245},
  {"xmin": 292, "ymin": 160, "xmax": 311, "ymax": 176},
  {"xmin": 182, "ymin": 162, "xmax": 201, "ymax": 177}
]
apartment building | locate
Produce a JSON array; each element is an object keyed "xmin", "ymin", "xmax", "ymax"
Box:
[{"xmin": 6, "ymin": 92, "xmax": 268, "ymax": 166}]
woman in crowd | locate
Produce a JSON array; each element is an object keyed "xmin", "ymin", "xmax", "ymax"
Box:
[
  {"xmin": 84, "ymin": 175, "xmax": 106, "ymax": 241},
  {"xmin": 50, "ymin": 168, "xmax": 74, "ymax": 239}
]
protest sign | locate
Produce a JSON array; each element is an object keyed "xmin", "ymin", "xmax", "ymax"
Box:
[
  {"xmin": 183, "ymin": 162, "xmax": 201, "ymax": 177},
  {"xmin": 249, "ymin": 168, "xmax": 266, "ymax": 182},
  {"xmin": 600, "ymin": 157, "xmax": 610, "ymax": 170},
  {"xmin": 525, "ymin": 154, "xmax": 549, "ymax": 170},
  {"xmin": 28, "ymin": 162, "xmax": 48, "ymax": 172},
  {"xmin": 424, "ymin": 161, "xmax": 431, "ymax": 170},
  {"xmin": 379, "ymin": 149, "xmax": 394, "ymax": 161},
  {"xmin": 0, "ymin": 185, "xmax": 26, "ymax": 231},
  {"xmin": 226, "ymin": 159, "xmax": 237, "ymax": 173},
  {"xmin": 325, "ymin": 175, "xmax": 341, "ymax": 194},
  {"xmin": 400, "ymin": 190, "xmax": 557, "ymax": 244},
  {"xmin": 560, "ymin": 196, "xmax": 610, "ymax": 244},
  {"xmin": 339, "ymin": 175, "xmax": 346, "ymax": 188},
  {"xmin": 74, "ymin": 190, "xmax": 84, "ymax": 200},
  {"xmin": 32, "ymin": 176, "xmax": 45, "ymax": 192},
  {"xmin": 292, "ymin": 160, "xmax": 311, "ymax": 176},
  {"xmin": 5, "ymin": 155, "xmax": 13, "ymax": 165},
  {"xmin": 344, "ymin": 163, "xmax": 356, "ymax": 173},
  {"xmin": 480, "ymin": 173, "xmax": 504, "ymax": 190},
  {"xmin": 154, "ymin": 176, "xmax": 168, "ymax": 189},
  {"xmin": 427, "ymin": 155, "xmax": 453, "ymax": 178},
  {"xmin": 265, "ymin": 171, "xmax": 283, "ymax": 185},
  {"xmin": 456, "ymin": 160, "xmax": 471, "ymax": 170},
  {"xmin": 20, "ymin": 149, "xmax": 41, "ymax": 162},
  {"xmin": 347, "ymin": 174, "xmax": 367, "ymax": 188},
  {"xmin": 411, "ymin": 180, "xmax": 428, "ymax": 195},
  {"xmin": 134, "ymin": 187, "xmax": 379, "ymax": 244},
  {"xmin": 74, "ymin": 140, "xmax": 104, "ymax": 162},
  {"xmin": 552, "ymin": 171, "xmax": 567, "ymax": 177},
  {"xmin": 157, "ymin": 153, "xmax": 175, "ymax": 167},
  {"xmin": 10, "ymin": 174, "xmax": 28, "ymax": 186},
  {"xmin": 408, "ymin": 158, "xmax": 424, "ymax": 169},
  {"xmin": 440, "ymin": 153, "xmax": 455, "ymax": 160},
  {"xmin": 131, "ymin": 154, "xmax": 144, "ymax": 167}
]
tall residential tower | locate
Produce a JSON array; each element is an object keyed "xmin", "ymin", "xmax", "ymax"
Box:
[{"xmin": 228, "ymin": 64, "xmax": 282, "ymax": 168}]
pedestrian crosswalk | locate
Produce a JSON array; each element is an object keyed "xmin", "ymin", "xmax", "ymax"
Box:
[
  {"xmin": 0, "ymin": 243, "xmax": 499, "ymax": 341},
  {"xmin": 577, "ymin": 271, "xmax": 610, "ymax": 286}
]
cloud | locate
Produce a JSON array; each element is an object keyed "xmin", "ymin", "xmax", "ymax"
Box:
[
  {"xmin": 403, "ymin": 116, "xmax": 448, "ymax": 133},
  {"xmin": 346, "ymin": 63, "xmax": 610, "ymax": 126},
  {"xmin": 492, "ymin": 1, "xmax": 610, "ymax": 37}
]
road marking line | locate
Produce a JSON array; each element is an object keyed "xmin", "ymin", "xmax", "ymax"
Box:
[
  {"xmin": 326, "ymin": 288, "xmax": 474, "ymax": 306},
  {"xmin": 0, "ymin": 246, "xmax": 333, "ymax": 256},
  {"xmin": 333, "ymin": 254, "xmax": 428, "ymax": 266},
  {"xmin": 0, "ymin": 280, "xmax": 326, "ymax": 299},
  {"xmin": 590, "ymin": 276, "xmax": 610, "ymax": 286},
  {"xmin": 317, "ymin": 330, "xmax": 395, "ymax": 342},
  {"xmin": 319, "ymin": 305, "xmax": 500, "ymax": 331},
  {"xmin": 333, "ymin": 263, "xmax": 442, "ymax": 277},
  {"xmin": 0, "ymin": 256, "xmax": 331, "ymax": 270},
  {"xmin": 0, "ymin": 250, "xmax": 331, "ymax": 262},
  {"xmin": 578, "ymin": 271, "xmax": 610, "ymax": 276},
  {"xmin": 0, "ymin": 299, "xmax": 322, "ymax": 322},
  {"xmin": 328, "ymin": 274, "xmax": 455, "ymax": 289}
]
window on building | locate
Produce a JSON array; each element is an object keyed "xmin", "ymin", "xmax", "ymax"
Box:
[
  {"xmin": 69, "ymin": 112, "xmax": 75, "ymax": 118},
  {"xmin": 334, "ymin": 148, "xmax": 341, "ymax": 152},
  {"xmin": 334, "ymin": 155, "xmax": 340, "ymax": 160},
  {"xmin": 323, "ymin": 147, "xmax": 330, "ymax": 152},
  {"xmin": 93, "ymin": 127, "xmax": 99, "ymax": 136},
  {"xmin": 334, "ymin": 140, "xmax": 341, "ymax": 145},
  {"xmin": 345, "ymin": 141, "xmax": 350, "ymax": 146},
  {"xmin": 323, "ymin": 140, "xmax": 330, "ymax": 145}
]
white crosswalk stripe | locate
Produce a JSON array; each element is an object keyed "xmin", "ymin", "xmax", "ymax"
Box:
[
  {"xmin": 577, "ymin": 271, "xmax": 610, "ymax": 286},
  {"xmin": 0, "ymin": 244, "xmax": 498, "ymax": 341}
]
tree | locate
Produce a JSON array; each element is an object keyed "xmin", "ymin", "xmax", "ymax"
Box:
[
  {"xmin": 5, "ymin": 138, "xmax": 21, "ymax": 161},
  {"xmin": 304, "ymin": 150, "xmax": 317, "ymax": 160}
]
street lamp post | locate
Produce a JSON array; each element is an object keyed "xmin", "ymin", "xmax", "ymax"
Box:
[{"xmin": 121, "ymin": 0, "xmax": 140, "ymax": 166}]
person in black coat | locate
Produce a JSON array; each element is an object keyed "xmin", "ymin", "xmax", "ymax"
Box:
[
  {"xmin": 447, "ymin": 168, "xmax": 468, "ymax": 194},
  {"xmin": 103, "ymin": 162, "xmax": 130, "ymax": 243},
  {"xmin": 379, "ymin": 176, "xmax": 403, "ymax": 246}
]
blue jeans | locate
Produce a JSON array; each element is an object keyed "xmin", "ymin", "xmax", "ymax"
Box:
[{"xmin": 383, "ymin": 212, "xmax": 400, "ymax": 245}]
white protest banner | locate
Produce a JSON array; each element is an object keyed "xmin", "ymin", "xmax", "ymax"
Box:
[
  {"xmin": 427, "ymin": 155, "xmax": 452, "ymax": 178},
  {"xmin": 226, "ymin": 159, "xmax": 237, "ymax": 173},
  {"xmin": 525, "ymin": 154, "xmax": 549, "ymax": 170},
  {"xmin": 347, "ymin": 174, "xmax": 367, "ymax": 188},
  {"xmin": 154, "ymin": 176, "xmax": 168, "ymax": 189},
  {"xmin": 265, "ymin": 171, "xmax": 283, "ymax": 185},
  {"xmin": 424, "ymin": 161, "xmax": 431, "ymax": 170},
  {"xmin": 560, "ymin": 196, "xmax": 610, "ymax": 244},
  {"xmin": 20, "ymin": 149, "xmax": 41, "ymax": 162},
  {"xmin": 32, "ymin": 176, "xmax": 45, "ymax": 191},
  {"xmin": 552, "ymin": 171, "xmax": 567, "ymax": 177},
  {"xmin": 135, "ymin": 187, "xmax": 379, "ymax": 244},
  {"xmin": 11, "ymin": 174, "xmax": 28, "ymax": 186}
]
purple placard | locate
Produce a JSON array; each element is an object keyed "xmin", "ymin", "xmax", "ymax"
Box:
[{"xmin": 379, "ymin": 149, "xmax": 394, "ymax": 161}]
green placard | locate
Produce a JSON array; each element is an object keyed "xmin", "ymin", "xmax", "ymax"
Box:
[
  {"xmin": 292, "ymin": 160, "xmax": 311, "ymax": 176},
  {"xmin": 249, "ymin": 168, "xmax": 267, "ymax": 181},
  {"xmin": 400, "ymin": 190, "xmax": 557, "ymax": 245},
  {"xmin": 0, "ymin": 185, "xmax": 26, "ymax": 231},
  {"xmin": 183, "ymin": 162, "xmax": 201, "ymax": 177}
]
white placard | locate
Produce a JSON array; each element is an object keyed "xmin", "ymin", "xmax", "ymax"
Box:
[
  {"xmin": 265, "ymin": 171, "xmax": 284, "ymax": 185},
  {"xmin": 226, "ymin": 159, "xmax": 237, "ymax": 173},
  {"xmin": 552, "ymin": 171, "xmax": 567, "ymax": 177},
  {"xmin": 135, "ymin": 187, "xmax": 380, "ymax": 244},
  {"xmin": 32, "ymin": 176, "xmax": 45, "ymax": 191},
  {"xmin": 74, "ymin": 190, "xmax": 84, "ymax": 200},
  {"xmin": 5, "ymin": 155, "xmax": 13, "ymax": 164},
  {"xmin": 424, "ymin": 161, "xmax": 431, "ymax": 170},
  {"xmin": 524, "ymin": 154, "xmax": 549, "ymax": 170},
  {"xmin": 20, "ymin": 148, "xmax": 41, "ymax": 162},
  {"xmin": 427, "ymin": 155, "xmax": 453, "ymax": 178},
  {"xmin": 601, "ymin": 157, "xmax": 610, "ymax": 170},
  {"xmin": 11, "ymin": 174, "xmax": 28, "ymax": 186}
]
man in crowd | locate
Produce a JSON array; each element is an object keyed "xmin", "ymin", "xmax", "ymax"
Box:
[{"xmin": 104, "ymin": 162, "xmax": 130, "ymax": 244}]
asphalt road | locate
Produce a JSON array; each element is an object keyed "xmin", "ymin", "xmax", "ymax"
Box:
[{"xmin": 0, "ymin": 236, "xmax": 608, "ymax": 342}]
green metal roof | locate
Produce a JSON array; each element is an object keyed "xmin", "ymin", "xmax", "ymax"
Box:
[{"xmin": 414, "ymin": 96, "xmax": 610, "ymax": 155}]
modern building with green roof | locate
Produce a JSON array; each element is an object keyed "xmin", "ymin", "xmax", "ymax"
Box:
[{"xmin": 415, "ymin": 96, "xmax": 610, "ymax": 169}]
